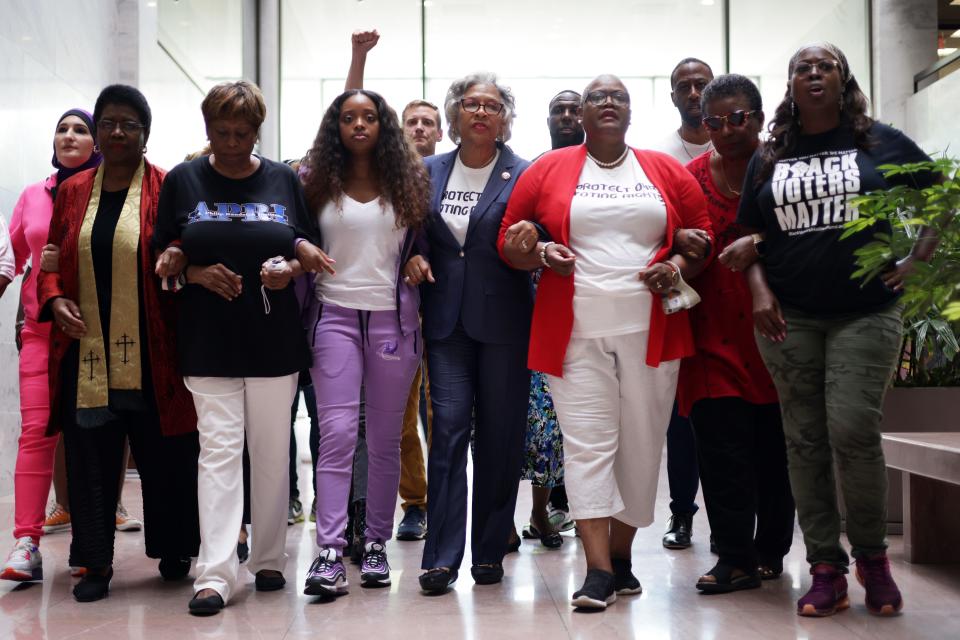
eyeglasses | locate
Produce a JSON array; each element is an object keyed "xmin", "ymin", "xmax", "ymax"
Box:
[
  {"xmin": 460, "ymin": 99, "xmax": 504, "ymax": 115},
  {"xmin": 793, "ymin": 59, "xmax": 840, "ymax": 76},
  {"xmin": 584, "ymin": 90, "xmax": 629, "ymax": 107},
  {"xmin": 702, "ymin": 110, "xmax": 759, "ymax": 131},
  {"xmin": 98, "ymin": 119, "xmax": 145, "ymax": 133}
]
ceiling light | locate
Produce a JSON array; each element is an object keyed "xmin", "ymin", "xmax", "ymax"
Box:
[
  {"xmin": 952, "ymin": 29, "xmax": 960, "ymax": 39},
  {"xmin": 939, "ymin": 47, "xmax": 958, "ymax": 57}
]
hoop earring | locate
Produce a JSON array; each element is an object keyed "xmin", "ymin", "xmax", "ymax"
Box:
[
  {"xmin": 791, "ymin": 100, "xmax": 797, "ymax": 118},
  {"xmin": 141, "ymin": 146, "xmax": 147, "ymax": 154},
  {"xmin": 93, "ymin": 144, "xmax": 100, "ymax": 153}
]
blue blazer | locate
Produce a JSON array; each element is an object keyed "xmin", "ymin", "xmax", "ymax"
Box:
[{"xmin": 421, "ymin": 144, "xmax": 533, "ymax": 345}]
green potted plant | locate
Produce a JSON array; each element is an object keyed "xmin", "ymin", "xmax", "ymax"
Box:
[
  {"xmin": 846, "ymin": 156, "xmax": 960, "ymax": 393},
  {"xmin": 844, "ymin": 157, "xmax": 960, "ymax": 531}
]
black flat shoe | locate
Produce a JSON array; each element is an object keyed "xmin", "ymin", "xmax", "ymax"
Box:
[
  {"xmin": 159, "ymin": 556, "xmax": 192, "ymax": 581},
  {"xmin": 73, "ymin": 567, "xmax": 113, "ymax": 602},
  {"xmin": 236, "ymin": 541, "xmax": 249, "ymax": 564},
  {"xmin": 506, "ymin": 535, "xmax": 521, "ymax": 554},
  {"xmin": 254, "ymin": 570, "xmax": 286, "ymax": 591},
  {"xmin": 189, "ymin": 591, "xmax": 225, "ymax": 616},
  {"xmin": 419, "ymin": 568, "xmax": 457, "ymax": 593},
  {"xmin": 524, "ymin": 524, "xmax": 563, "ymax": 549},
  {"xmin": 470, "ymin": 563, "xmax": 504, "ymax": 585}
]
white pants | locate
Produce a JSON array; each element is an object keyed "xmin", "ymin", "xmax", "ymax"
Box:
[
  {"xmin": 547, "ymin": 331, "xmax": 679, "ymax": 528},
  {"xmin": 186, "ymin": 374, "xmax": 298, "ymax": 602}
]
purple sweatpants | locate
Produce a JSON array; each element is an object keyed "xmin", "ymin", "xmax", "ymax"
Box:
[{"xmin": 310, "ymin": 303, "xmax": 421, "ymax": 552}]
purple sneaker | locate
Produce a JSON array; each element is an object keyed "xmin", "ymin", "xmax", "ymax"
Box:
[
  {"xmin": 304, "ymin": 548, "xmax": 348, "ymax": 597},
  {"xmin": 360, "ymin": 541, "xmax": 391, "ymax": 587},
  {"xmin": 797, "ymin": 563, "xmax": 850, "ymax": 617},
  {"xmin": 855, "ymin": 553, "xmax": 903, "ymax": 616}
]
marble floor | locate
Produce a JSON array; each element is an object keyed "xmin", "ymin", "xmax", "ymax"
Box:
[{"xmin": 2, "ymin": 445, "xmax": 959, "ymax": 640}]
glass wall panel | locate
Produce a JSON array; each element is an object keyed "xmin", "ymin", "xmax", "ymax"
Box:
[
  {"xmin": 280, "ymin": 0, "xmax": 423, "ymax": 160},
  {"xmin": 424, "ymin": 0, "xmax": 725, "ymax": 158},
  {"xmin": 730, "ymin": 0, "xmax": 871, "ymax": 127},
  {"xmin": 157, "ymin": 0, "xmax": 243, "ymax": 89},
  {"xmin": 279, "ymin": 1, "xmax": 871, "ymax": 161}
]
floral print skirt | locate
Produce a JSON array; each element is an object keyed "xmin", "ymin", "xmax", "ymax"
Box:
[{"xmin": 521, "ymin": 371, "xmax": 564, "ymax": 488}]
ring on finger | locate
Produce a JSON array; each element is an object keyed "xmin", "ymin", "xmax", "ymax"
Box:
[{"xmin": 521, "ymin": 240, "xmax": 529, "ymax": 250}]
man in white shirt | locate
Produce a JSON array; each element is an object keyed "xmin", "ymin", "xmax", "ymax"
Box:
[
  {"xmin": 653, "ymin": 58, "xmax": 715, "ymax": 553},
  {"xmin": 655, "ymin": 58, "xmax": 715, "ymax": 163}
]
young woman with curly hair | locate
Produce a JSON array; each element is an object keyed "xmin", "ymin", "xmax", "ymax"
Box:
[{"xmin": 300, "ymin": 89, "xmax": 430, "ymax": 596}]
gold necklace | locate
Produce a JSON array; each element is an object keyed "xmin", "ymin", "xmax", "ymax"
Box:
[
  {"xmin": 587, "ymin": 146, "xmax": 630, "ymax": 169},
  {"xmin": 713, "ymin": 151, "xmax": 741, "ymax": 196},
  {"xmin": 677, "ymin": 130, "xmax": 712, "ymax": 160}
]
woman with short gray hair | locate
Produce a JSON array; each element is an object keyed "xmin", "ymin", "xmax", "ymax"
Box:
[
  {"xmin": 402, "ymin": 71, "xmax": 532, "ymax": 594},
  {"xmin": 442, "ymin": 72, "xmax": 517, "ymax": 144}
]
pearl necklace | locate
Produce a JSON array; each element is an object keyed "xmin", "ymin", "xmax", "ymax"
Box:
[{"xmin": 587, "ymin": 146, "xmax": 630, "ymax": 169}]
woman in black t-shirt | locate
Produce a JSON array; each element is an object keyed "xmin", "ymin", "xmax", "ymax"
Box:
[
  {"xmin": 154, "ymin": 81, "xmax": 325, "ymax": 616},
  {"xmin": 735, "ymin": 43, "xmax": 936, "ymax": 619}
]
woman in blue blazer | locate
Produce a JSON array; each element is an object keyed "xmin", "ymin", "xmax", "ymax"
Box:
[{"xmin": 403, "ymin": 72, "xmax": 532, "ymax": 593}]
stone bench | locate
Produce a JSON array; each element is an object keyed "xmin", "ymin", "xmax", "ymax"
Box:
[{"xmin": 881, "ymin": 432, "xmax": 960, "ymax": 563}]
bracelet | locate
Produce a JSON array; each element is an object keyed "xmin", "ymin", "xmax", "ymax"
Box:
[
  {"xmin": 664, "ymin": 260, "xmax": 681, "ymax": 285},
  {"xmin": 540, "ymin": 241, "xmax": 555, "ymax": 268}
]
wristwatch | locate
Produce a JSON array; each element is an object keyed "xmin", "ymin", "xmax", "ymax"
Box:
[{"xmin": 751, "ymin": 233, "xmax": 767, "ymax": 258}]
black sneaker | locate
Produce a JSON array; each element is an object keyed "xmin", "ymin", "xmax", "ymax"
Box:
[
  {"xmin": 396, "ymin": 506, "xmax": 427, "ymax": 541},
  {"xmin": 571, "ymin": 568, "xmax": 616, "ymax": 610},
  {"xmin": 611, "ymin": 557, "xmax": 642, "ymax": 595}
]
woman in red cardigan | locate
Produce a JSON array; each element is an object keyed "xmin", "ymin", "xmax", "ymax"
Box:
[
  {"xmin": 498, "ymin": 74, "xmax": 711, "ymax": 610},
  {"xmin": 36, "ymin": 85, "xmax": 200, "ymax": 602}
]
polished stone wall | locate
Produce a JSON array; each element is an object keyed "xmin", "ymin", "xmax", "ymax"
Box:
[
  {"xmin": 0, "ymin": 0, "xmax": 120, "ymax": 499},
  {"xmin": 0, "ymin": 0, "xmax": 203, "ymax": 498}
]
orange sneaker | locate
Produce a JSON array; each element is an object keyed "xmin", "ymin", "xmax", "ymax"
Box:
[
  {"xmin": 115, "ymin": 504, "xmax": 142, "ymax": 532},
  {"xmin": 42, "ymin": 503, "xmax": 71, "ymax": 534}
]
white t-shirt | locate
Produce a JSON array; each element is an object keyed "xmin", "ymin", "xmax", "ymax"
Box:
[
  {"xmin": 315, "ymin": 195, "xmax": 405, "ymax": 311},
  {"xmin": 0, "ymin": 212, "xmax": 14, "ymax": 281},
  {"xmin": 569, "ymin": 153, "xmax": 667, "ymax": 338},
  {"xmin": 439, "ymin": 150, "xmax": 499, "ymax": 246},
  {"xmin": 654, "ymin": 130, "xmax": 713, "ymax": 165}
]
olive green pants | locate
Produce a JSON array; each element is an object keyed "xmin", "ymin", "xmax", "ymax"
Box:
[{"xmin": 755, "ymin": 305, "xmax": 902, "ymax": 569}]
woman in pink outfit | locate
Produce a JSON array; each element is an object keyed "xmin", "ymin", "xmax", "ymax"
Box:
[{"xmin": 0, "ymin": 109, "xmax": 101, "ymax": 582}]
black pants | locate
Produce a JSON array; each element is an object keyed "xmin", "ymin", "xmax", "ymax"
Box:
[
  {"xmin": 689, "ymin": 397, "xmax": 795, "ymax": 570},
  {"xmin": 422, "ymin": 325, "xmax": 528, "ymax": 570},
  {"xmin": 288, "ymin": 382, "xmax": 319, "ymax": 499},
  {"xmin": 667, "ymin": 401, "xmax": 700, "ymax": 515},
  {"xmin": 62, "ymin": 395, "xmax": 200, "ymax": 569}
]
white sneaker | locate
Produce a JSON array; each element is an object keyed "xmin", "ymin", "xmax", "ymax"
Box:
[
  {"xmin": 1, "ymin": 537, "xmax": 43, "ymax": 582},
  {"xmin": 115, "ymin": 504, "xmax": 142, "ymax": 532}
]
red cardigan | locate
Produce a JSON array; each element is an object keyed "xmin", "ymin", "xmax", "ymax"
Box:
[
  {"xmin": 498, "ymin": 144, "xmax": 711, "ymax": 377},
  {"xmin": 36, "ymin": 162, "xmax": 197, "ymax": 437}
]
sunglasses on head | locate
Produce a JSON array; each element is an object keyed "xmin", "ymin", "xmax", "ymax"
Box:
[{"xmin": 701, "ymin": 110, "xmax": 758, "ymax": 131}]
